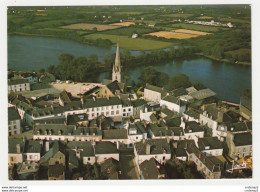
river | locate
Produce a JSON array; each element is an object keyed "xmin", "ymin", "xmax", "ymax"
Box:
[{"xmin": 8, "ymin": 35, "xmax": 251, "ymax": 103}]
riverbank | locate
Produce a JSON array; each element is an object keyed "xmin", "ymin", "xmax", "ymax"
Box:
[{"xmin": 195, "ymin": 53, "xmax": 251, "ymax": 66}]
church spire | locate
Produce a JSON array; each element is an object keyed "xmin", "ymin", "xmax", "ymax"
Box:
[{"xmin": 112, "ymin": 43, "xmax": 122, "ymax": 82}]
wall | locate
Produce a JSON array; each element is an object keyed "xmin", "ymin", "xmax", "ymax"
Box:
[{"xmin": 144, "ymin": 89, "xmax": 161, "ymax": 102}]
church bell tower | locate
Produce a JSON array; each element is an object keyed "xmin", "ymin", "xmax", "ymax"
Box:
[{"xmin": 112, "ymin": 43, "xmax": 121, "ymax": 83}]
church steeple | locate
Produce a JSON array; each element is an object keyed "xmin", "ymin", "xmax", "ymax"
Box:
[{"xmin": 112, "ymin": 43, "xmax": 122, "ymax": 82}]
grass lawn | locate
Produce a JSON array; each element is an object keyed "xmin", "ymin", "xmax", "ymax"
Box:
[
  {"xmin": 101, "ymin": 26, "xmax": 158, "ymax": 36},
  {"xmin": 84, "ymin": 34, "xmax": 174, "ymax": 50},
  {"xmin": 219, "ymin": 18, "xmax": 250, "ymax": 24},
  {"xmin": 171, "ymin": 23, "xmax": 227, "ymax": 32}
]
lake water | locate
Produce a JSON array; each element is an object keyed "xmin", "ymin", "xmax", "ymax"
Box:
[{"xmin": 8, "ymin": 35, "xmax": 251, "ymax": 103}]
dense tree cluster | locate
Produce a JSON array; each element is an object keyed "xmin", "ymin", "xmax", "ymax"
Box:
[{"xmin": 169, "ymin": 74, "xmax": 192, "ymax": 90}]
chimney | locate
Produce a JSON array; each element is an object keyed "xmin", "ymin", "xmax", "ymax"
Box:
[
  {"xmin": 16, "ymin": 144, "xmax": 21, "ymax": 153},
  {"xmin": 146, "ymin": 144, "xmax": 150, "ymax": 155},
  {"xmin": 99, "ymin": 119, "xmax": 102, "ymax": 130},
  {"xmin": 116, "ymin": 141, "xmax": 120, "ymax": 150},
  {"xmin": 51, "ymin": 105, "xmax": 54, "ymax": 110},
  {"xmin": 45, "ymin": 142, "xmax": 49, "ymax": 152},
  {"xmin": 81, "ymin": 96, "xmax": 84, "ymax": 105}
]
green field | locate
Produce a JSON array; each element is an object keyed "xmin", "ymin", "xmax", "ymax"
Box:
[
  {"xmin": 101, "ymin": 26, "xmax": 158, "ymax": 36},
  {"xmin": 162, "ymin": 14, "xmax": 193, "ymax": 18},
  {"xmin": 31, "ymin": 19, "xmax": 84, "ymax": 28},
  {"xmin": 171, "ymin": 23, "xmax": 227, "ymax": 32},
  {"xmin": 84, "ymin": 34, "xmax": 174, "ymax": 50},
  {"xmin": 115, "ymin": 11, "xmax": 143, "ymax": 15},
  {"xmin": 219, "ymin": 18, "xmax": 250, "ymax": 24}
]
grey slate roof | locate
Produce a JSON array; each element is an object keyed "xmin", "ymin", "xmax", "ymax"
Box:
[
  {"xmin": 135, "ymin": 139, "xmax": 171, "ymax": 155},
  {"xmin": 177, "ymin": 140, "xmax": 196, "ymax": 149},
  {"xmin": 233, "ymin": 132, "xmax": 252, "ymax": 146},
  {"xmin": 8, "ymin": 138, "xmax": 26, "ymax": 153},
  {"xmin": 162, "ymin": 95, "xmax": 186, "ymax": 106},
  {"xmin": 24, "ymin": 141, "xmax": 42, "ymax": 153},
  {"xmin": 8, "ymin": 78, "xmax": 29, "ymax": 85},
  {"xmin": 145, "ymin": 83, "xmax": 167, "ymax": 97},
  {"xmin": 150, "ymin": 126, "xmax": 184, "ymax": 137},
  {"xmin": 102, "ymin": 129, "xmax": 128, "ymax": 139},
  {"xmin": 140, "ymin": 158, "xmax": 160, "ymax": 179},
  {"xmin": 184, "ymin": 121, "xmax": 204, "ymax": 133},
  {"xmin": 106, "ymin": 80, "xmax": 122, "ymax": 94},
  {"xmin": 184, "ymin": 110, "xmax": 200, "ymax": 119},
  {"xmin": 95, "ymin": 142, "xmax": 118, "ymax": 154},
  {"xmin": 198, "ymin": 137, "xmax": 223, "ymax": 151},
  {"xmin": 161, "ymin": 108, "xmax": 176, "ymax": 118},
  {"xmin": 171, "ymin": 87, "xmax": 187, "ymax": 97},
  {"xmin": 67, "ymin": 113, "xmax": 88, "ymax": 125},
  {"xmin": 59, "ymin": 90, "xmax": 71, "ymax": 103},
  {"xmin": 174, "ymin": 148, "xmax": 187, "ymax": 157},
  {"xmin": 48, "ymin": 164, "xmax": 64, "ymax": 177},
  {"xmin": 165, "ymin": 117, "xmax": 181, "ymax": 127},
  {"xmin": 131, "ymin": 99, "xmax": 147, "ymax": 107},
  {"xmin": 83, "ymin": 97, "xmax": 122, "ymax": 108},
  {"xmin": 100, "ymin": 158, "xmax": 119, "ymax": 179},
  {"xmin": 187, "ymin": 143, "xmax": 221, "ymax": 173},
  {"xmin": 8, "ymin": 107, "xmax": 20, "ymax": 121},
  {"xmin": 189, "ymin": 89, "xmax": 216, "ymax": 100}
]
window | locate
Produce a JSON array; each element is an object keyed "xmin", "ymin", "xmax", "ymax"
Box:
[
  {"xmin": 123, "ymin": 109, "xmax": 126, "ymax": 112},
  {"xmin": 136, "ymin": 137, "xmax": 138, "ymax": 139},
  {"xmin": 92, "ymin": 113, "xmax": 95, "ymax": 117},
  {"xmin": 117, "ymin": 105, "xmax": 119, "ymax": 109},
  {"xmin": 163, "ymin": 156, "xmax": 165, "ymax": 160},
  {"xmin": 111, "ymin": 111, "xmax": 114, "ymax": 115},
  {"xmin": 128, "ymin": 108, "xmax": 131, "ymax": 111},
  {"xmin": 97, "ymin": 108, "xmax": 100, "ymax": 111},
  {"xmin": 123, "ymin": 114, "xmax": 126, "ymax": 117},
  {"xmin": 111, "ymin": 106, "xmax": 114, "ymax": 109},
  {"xmin": 101, "ymin": 107, "xmax": 104, "ymax": 110},
  {"xmin": 106, "ymin": 112, "xmax": 109, "ymax": 116},
  {"xmin": 88, "ymin": 157, "xmax": 90, "ymax": 161},
  {"xmin": 116, "ymin": 110, "xmax": 119, "ymax": 115}
]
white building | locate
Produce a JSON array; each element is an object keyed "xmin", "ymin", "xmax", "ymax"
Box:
[
  {"xmin": 144, "ymin": 83, "xmax": 167, "ymax": 102},
  {"xmin": 8, "ymin": 79, "xmax": 30, "ymax": 93},
  {"xmin": 8, "ymin": 107, "xmax": 21, "ymax": 136},
  {"xmin": 160, "ymin": 95, "xmax": 186, "ymax": 114},
  {"xmin": 134, "ymin": 139, "xmax": 171, "ymax": 165},
  {"xmin": 197, "ymin": 137, "xmax": 223, "ymax": 157}
]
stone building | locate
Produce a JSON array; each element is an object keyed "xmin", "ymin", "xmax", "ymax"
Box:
[
  {"xmin": 112, "ymin": 43, "xmax": 122, "ymax": 83},
  {"xmin": 8, "ymin": 79, "xmax": 30, "ymax": 93}
]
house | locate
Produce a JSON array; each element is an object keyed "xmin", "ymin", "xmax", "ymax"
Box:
[
  {"xmin": 131, "ymin": 99, "xmax": 147, "ymax": 117},
  {"xmin": 33, "ymin": 124, "xmax": 102, "ymax": 142},
  {"xmin": 8, "ymin": 138, "xmax": 26, "ymax": 166},
  {"xmin": 160, "ymin": 107, "xmax": 177, "ymax": 119},
  {"xmin": 140, "ymin": 106, "xmax": 154, "ymax": 122},
  {"xmin": 186, "ymin": 143, "xmax": 221, "ymax": 179},
  {"xmin": 160, "ymin": 95, "xmax": 186, "ymax": 114},
  {"xmin": 189, "ymin": 88, "xmax": 216, "ymax": 100},
  {"xmin": 100, "ymin": 158, "xmax": 120, "ymax": 180},
  {"xmin": 66, "ymin": 113, "xmax": 88, "ymax": 126},
  {"xmin": 67, "ymin": 150, "xmax": 79, "ymax": 172},
  {"xmin": 127, "ymin": 122, "xmax": 148, "ymax": 145},
  {"xmin": 48, "ymin": 164, "xmax": 65, "ymax": 180},
  {"xmin": 95, "ymin": 141, "xmax": 119, "ymax": 163},
  {"xmin": 59, "ymin": 90, "xmax": 72, "ymax": 107},
  {"xmin": 21, "ymin": 72, "xmax": 38, "ymax": 84},
  {"xmin": 134, "ymin": 139, "xmax": 171, "ymax": 165},
  {"xmin": 148, "ymin": 125, "xmax": 184, "ymax": 140},
  {"xmin": 144, "ymin": 83, "xmax": 167, "ymax": 102},
  {"xmin": 121, "ymin": 99, "xmax": 133, "ymax": 117},
  {"xmin": 199, "ymin": 104, "xmax": 225, "ymax": 137},
  {"xmin": 97, "ymin": 80, "xmax": 124, "ymax": 98},
  {"xmin": 239, "ymin": 96, "xmax": 252, "ymax": 121},
  {"xmin": 39, "ymin": 141, "xmax": 66, "ymax": 167},
  {"xmin": 17, "ymin": 161, "xmax": 39, "ymax": 180},
  {"xmin": 67, "ymin": 141, "xmax": 95, "ymax": 165},
  {"xmin": 132, "ymin": 33, "xmax": 138, "ymax": 38},
  {"xmin": 226, "ymin": 132, "xmax": 252, "ymax": 159},
  {"xmin": 8, "ymin": 79, "xmax": 30, "ymax": 93},
  {"xmin": 102, "ymin": 129, "xmax": 128, "ymax": 145},
  {"xmin": 24, "ymin": 141, "xmax": 42, "ymax": 161},
  {"xmin": 8, "ymin": 107, "xmax": 21, "ymax": 136},
  {"xmin": 217, "ymin": 122, "xmax": 249, "ymax": 141},
  {"xmin": 171, "ymin": 140, "xmax": 196, "ymax": 161},
  {"xmin": 139, "ymin": 158, "xmax": 165, "ymax": 179},
  {"xmin": 183, "ymin": 109, "xmax": 200, "ymax": 123},
  {"xmin": 197, "ymin": 137, "xmax": 223, "ymax": 156},
  {"xmin": 183, "ymin": 121, "xmax": 204, "ymax": 142}
]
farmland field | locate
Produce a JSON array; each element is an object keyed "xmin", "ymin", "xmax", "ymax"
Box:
[
  {"xmin": 173, "ymin": 29, "xmax": 211, "ymax": 36},
  {"xmin": 61, "ymin": 23, "xmax": 122, "ymax": 31},
  {"xmin": 109, "ymin": 22, "xmax": 136, "ymax": 27},
  {"xmin": 219, "ymin": 18, "xmax": 250, "ymax": 24},
  {"xmin": 84, "ymin": 34, "xmax": 174, "ymax": 50},
  {"xmin": 162, "ymin": 14, "xmax": 193, "ymax": 18},
  {"xmin": 145, "ymin": 31, "xmax": 198, "ymax": 39},
  {"xmin": 171, "ymin": 23, "xmax": 227, "ymax": 32},
  {"xmin": 197, "ymin": 16, "xmax": 213, "ymax": 20},
  {"xmin": 101, "ymin": 26, "xmax": 158, "ymax": 36}
]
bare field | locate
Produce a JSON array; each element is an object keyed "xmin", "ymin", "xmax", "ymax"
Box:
[
  {"xmin": 145, "ymin": 29, "xmax": 211, "ymax": 39},
  {"xmin": 110, "ymin": 22, "xmax": 136, "ymax": 26},
  {"xmin": 197, "ymin": 16, "xmax": 213, "ymax": 20},
  {"xmin": 61, "ymin": 23, "xmax": 121, "ymax": 31},
  {"xmin": 145, "ymin": 31, "xmax": 198, "ymax": 39},
  {"xmin": 173, "ymin": 29, "xmax": 211, "ymax": 36}
]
